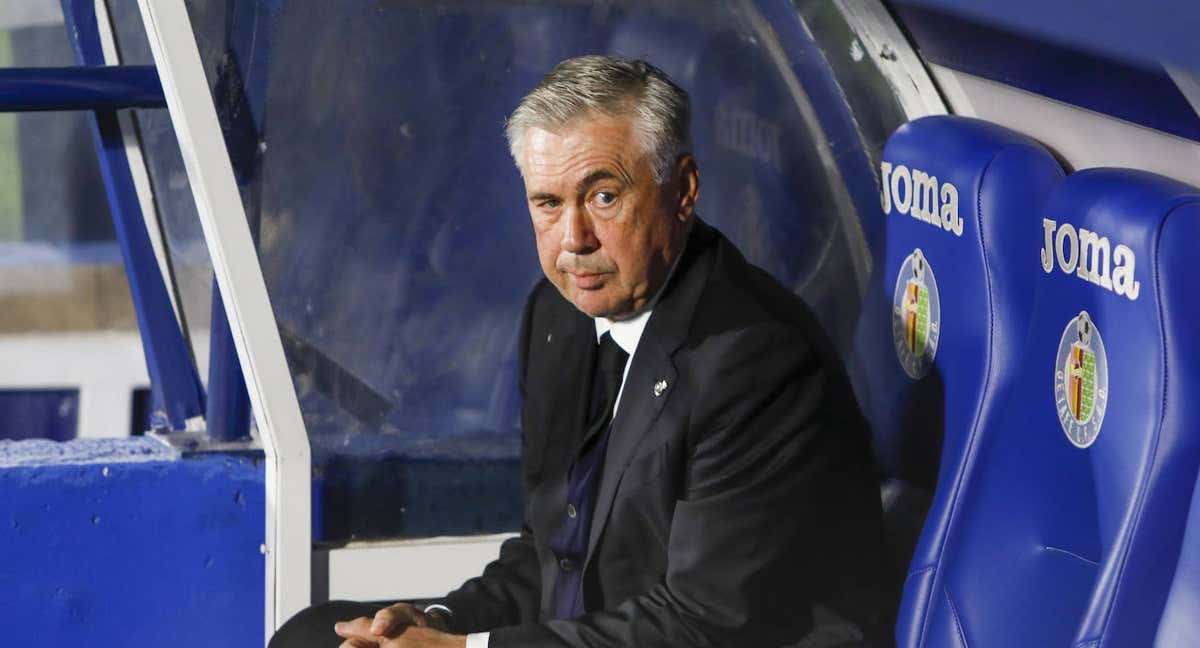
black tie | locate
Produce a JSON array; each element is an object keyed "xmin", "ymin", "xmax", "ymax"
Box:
[
  {"xmin": 581, "ymin": 331, "xmax": 629, "ymax": 454},
  {"xmin": 548, "ymin": 331, "xmax": 629, "ymax": 620}
]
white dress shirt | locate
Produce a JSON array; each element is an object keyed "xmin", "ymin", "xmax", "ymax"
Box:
[
  {"xmin": 465, "ymin": 239, "xmax": 683, "ymax": 647},
  {"xmin": 465, "ymin": 629, "xmax": 490, "ymax": 648},
  {"xmin": 464, "ymin": 312, "xmax": 649, "ymax": 648}
]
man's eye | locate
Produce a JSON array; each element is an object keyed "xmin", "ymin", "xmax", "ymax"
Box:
[
  {"xmin": 540, "ymin": 199, "xmax": 561, "ymax": 209},
  {"xmin": 594, "ymin": 191, "xmax": 617, "ymax": 205}
]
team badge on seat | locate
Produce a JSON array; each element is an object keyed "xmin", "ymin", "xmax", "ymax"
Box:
[
  {"xmin": 892, "ymin": 248, "xmax": 941, "ymax": 379},
  {"xmin": 1054, "ymin": 310, "xmax": 1109, "ymax": 448}
]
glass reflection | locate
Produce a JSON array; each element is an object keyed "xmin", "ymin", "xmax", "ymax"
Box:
[{"xmin": 181, "ymin": 0, "xmax": 907, "ymax": 540}]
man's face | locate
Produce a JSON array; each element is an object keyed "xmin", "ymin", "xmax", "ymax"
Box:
[{"xmin": 519, "ymin": 112, "xmax": 698, "ymax": 319}]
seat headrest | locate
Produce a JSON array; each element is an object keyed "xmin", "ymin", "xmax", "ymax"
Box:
[
  {"xmin": 1033, "ymin": 169, "xmax": 1199, "ymax": 479},
  {"xmin": 856, "ymin": 115, "xmax": 1063, "ymax": 487}
]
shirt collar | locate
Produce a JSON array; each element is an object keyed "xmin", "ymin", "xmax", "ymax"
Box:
[{"xmin": 594, "ymin": 307, "xmax": 652, "ymax": 357}]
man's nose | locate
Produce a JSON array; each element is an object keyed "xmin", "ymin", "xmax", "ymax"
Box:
[{"xmin": 561, "ymin": 206, "xmax": 598, "ymax": 254}]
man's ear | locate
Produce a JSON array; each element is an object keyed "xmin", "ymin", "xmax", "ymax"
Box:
[{"xmin": 673, "ymin": 154, "xmax": 700, "ymax": 222}]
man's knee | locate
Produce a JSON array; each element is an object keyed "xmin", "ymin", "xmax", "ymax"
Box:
[{"xmin": 269, "ymin": 600, "xmax": 383, "ymax": 648}]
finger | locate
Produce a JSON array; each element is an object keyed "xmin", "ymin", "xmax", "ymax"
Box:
[
  {"xmin": 412, "ymin": 610, "xmax": 432, "ymax": 628},
  {"xmin": 386, "ymin": 626, "xmax": 440, "ymax": 647},
  {"xmin": 339, "ymin": 639, "xmax": 375, "ymax": 648},
  {"xmin": 380, "ymin": 632, "xmax": 414, "ymax": 648},
  {"xmin": 371, "ymin": 607, "xmax": 397, "ymax": 635},
  {"xmin": 334, "ymin": 617, "xmax": 377, "ymax": 641},
  {"xmin": 373, "ymin": 603, "xmax": 424, "ymax": 635}
]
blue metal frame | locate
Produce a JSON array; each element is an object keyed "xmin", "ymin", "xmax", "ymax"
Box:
[
  {"xmin": 207, "ymin": 286, "xmax": 251, "ymax": 442},
  {"xmin": 198, "ymin": 0, "xmax": 281, "ymax": 443},
  {"xmin": 60, "ymin": 0, "xmax": 206, "ymax": 431},
  {"xmin": 0, "ymin": 66, "xmax": 165, "ymax": 112}
]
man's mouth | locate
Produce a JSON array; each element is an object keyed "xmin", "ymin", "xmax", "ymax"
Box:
[{"xmin": 568, "ymin": 272, "xmax": 608, "ymax": 290}]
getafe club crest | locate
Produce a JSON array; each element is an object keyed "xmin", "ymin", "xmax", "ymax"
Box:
[
  {"xmin": 1054, "ymin": 310, "xmax": 1109, "ymax": 448},
  {"xmin": 892, "ymin": 248, "xmax": 941, "ymax": 379}
]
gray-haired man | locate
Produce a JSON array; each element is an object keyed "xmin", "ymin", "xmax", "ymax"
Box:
[{"xmin": 274, "ymin": 55, "xmax": 887, "ymax": 648}]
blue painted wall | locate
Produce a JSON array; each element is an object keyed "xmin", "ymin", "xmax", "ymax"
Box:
[
  {"xmin": 0, "ymin": 439, "xmax": 264, "ymax": 647},
  {"xmin": 890, "ymin": 2, "xmax": 1200, "ymax": 143},
  {"xmin": 892, "ymin": 0, "xmax": 1200, "ymax": 71}
]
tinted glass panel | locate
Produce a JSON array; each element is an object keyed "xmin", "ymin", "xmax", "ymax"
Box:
[{"xmin": 184, "ymin": 0, "xmax": 907, "ymax": 541}]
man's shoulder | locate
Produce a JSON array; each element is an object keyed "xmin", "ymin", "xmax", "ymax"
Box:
[
  {"xmin": 525, "ymin": 278, "xmax": 558, "ymax": 313},
  {"xmin": 680, "ymin": 226, "xmax": 869, "ymax": 449},
  {"xmin": 522, "ymin": 279, "xmax": 580, "ymax": 329},
  {"xmin": 689, "ymin": 229, "xmax": 826, "ymax": 346}
]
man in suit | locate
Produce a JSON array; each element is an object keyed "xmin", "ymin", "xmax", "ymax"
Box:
[{"xmin": 275, "ymin": 55, "xmax": 886, "ymax": 648}]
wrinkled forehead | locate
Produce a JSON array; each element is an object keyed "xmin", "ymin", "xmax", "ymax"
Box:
[{"xmin": 519, "ymin": 113, "xmax": 647, "ymax": 187}]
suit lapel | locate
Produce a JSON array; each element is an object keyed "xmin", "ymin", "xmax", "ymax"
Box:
[
  {"xmin": 584, "ymin": 341, "xmax": 677, "ymax": 560},
  {"xmin": 584, "ymin": 219, "xmax": 718, "ymax": 564}
]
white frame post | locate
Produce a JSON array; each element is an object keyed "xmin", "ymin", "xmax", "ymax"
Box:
[
  {"xmin": 133, "ymin": 0, "xmax": 312, "ymax": 640},
  {"xmin": 833, "ymin": 0, "xmax": 948, "ymax": 120}
]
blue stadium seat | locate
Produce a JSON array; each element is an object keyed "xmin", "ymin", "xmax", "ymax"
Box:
[
  {"xmin": 848, "ymin": 115, "xmax": 1064, "ymax": 601},
  {"xmin": 898, "ymin": 167, "xmax": 1200, "ymax": 647}
]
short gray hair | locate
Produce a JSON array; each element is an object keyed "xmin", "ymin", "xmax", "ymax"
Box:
[{"xmin": 505, "ymin": 55, "xmax": 691, "ymax": 183}]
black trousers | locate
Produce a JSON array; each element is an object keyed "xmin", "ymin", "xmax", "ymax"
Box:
[{"xmin": 269, "ymin": 601, "xmax": 385, "ymax": 648}]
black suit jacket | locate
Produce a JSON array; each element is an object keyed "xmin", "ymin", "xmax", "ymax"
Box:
[{"xmin": 444, "ymin": 220, "xmax": 886, "ymax": 646}]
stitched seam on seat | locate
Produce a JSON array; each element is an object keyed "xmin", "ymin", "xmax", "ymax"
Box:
[
  {"xmin": 906, "ymin": 565, "xmax": 935, "ymax": 579},
  {"xmin": 915, "ymin": 144, "xmax": 1010, "ymax": 647},
  {"xmin": 943, "ymin": 586, "xmax": 970, "ymax": 648},
  {"xmin": 1091, "ymin": 198, "xmax": 1198, "ymax": 644},
  {"xmin": 1040, "ymin": 545, "xmax": 1100, "ymax": 567}
]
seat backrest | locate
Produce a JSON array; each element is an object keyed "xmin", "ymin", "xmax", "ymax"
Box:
[
  {"xmin": 849, "ymin": 116, "xmax": 1064, "ymax": 593},
  {"xmin": 900, "ymin": 167, "xmax": 1200, "ymax": 647},
  {"xmin": 1065, "ymin": 171, "xmax": 1200, "ymax": 648}
]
